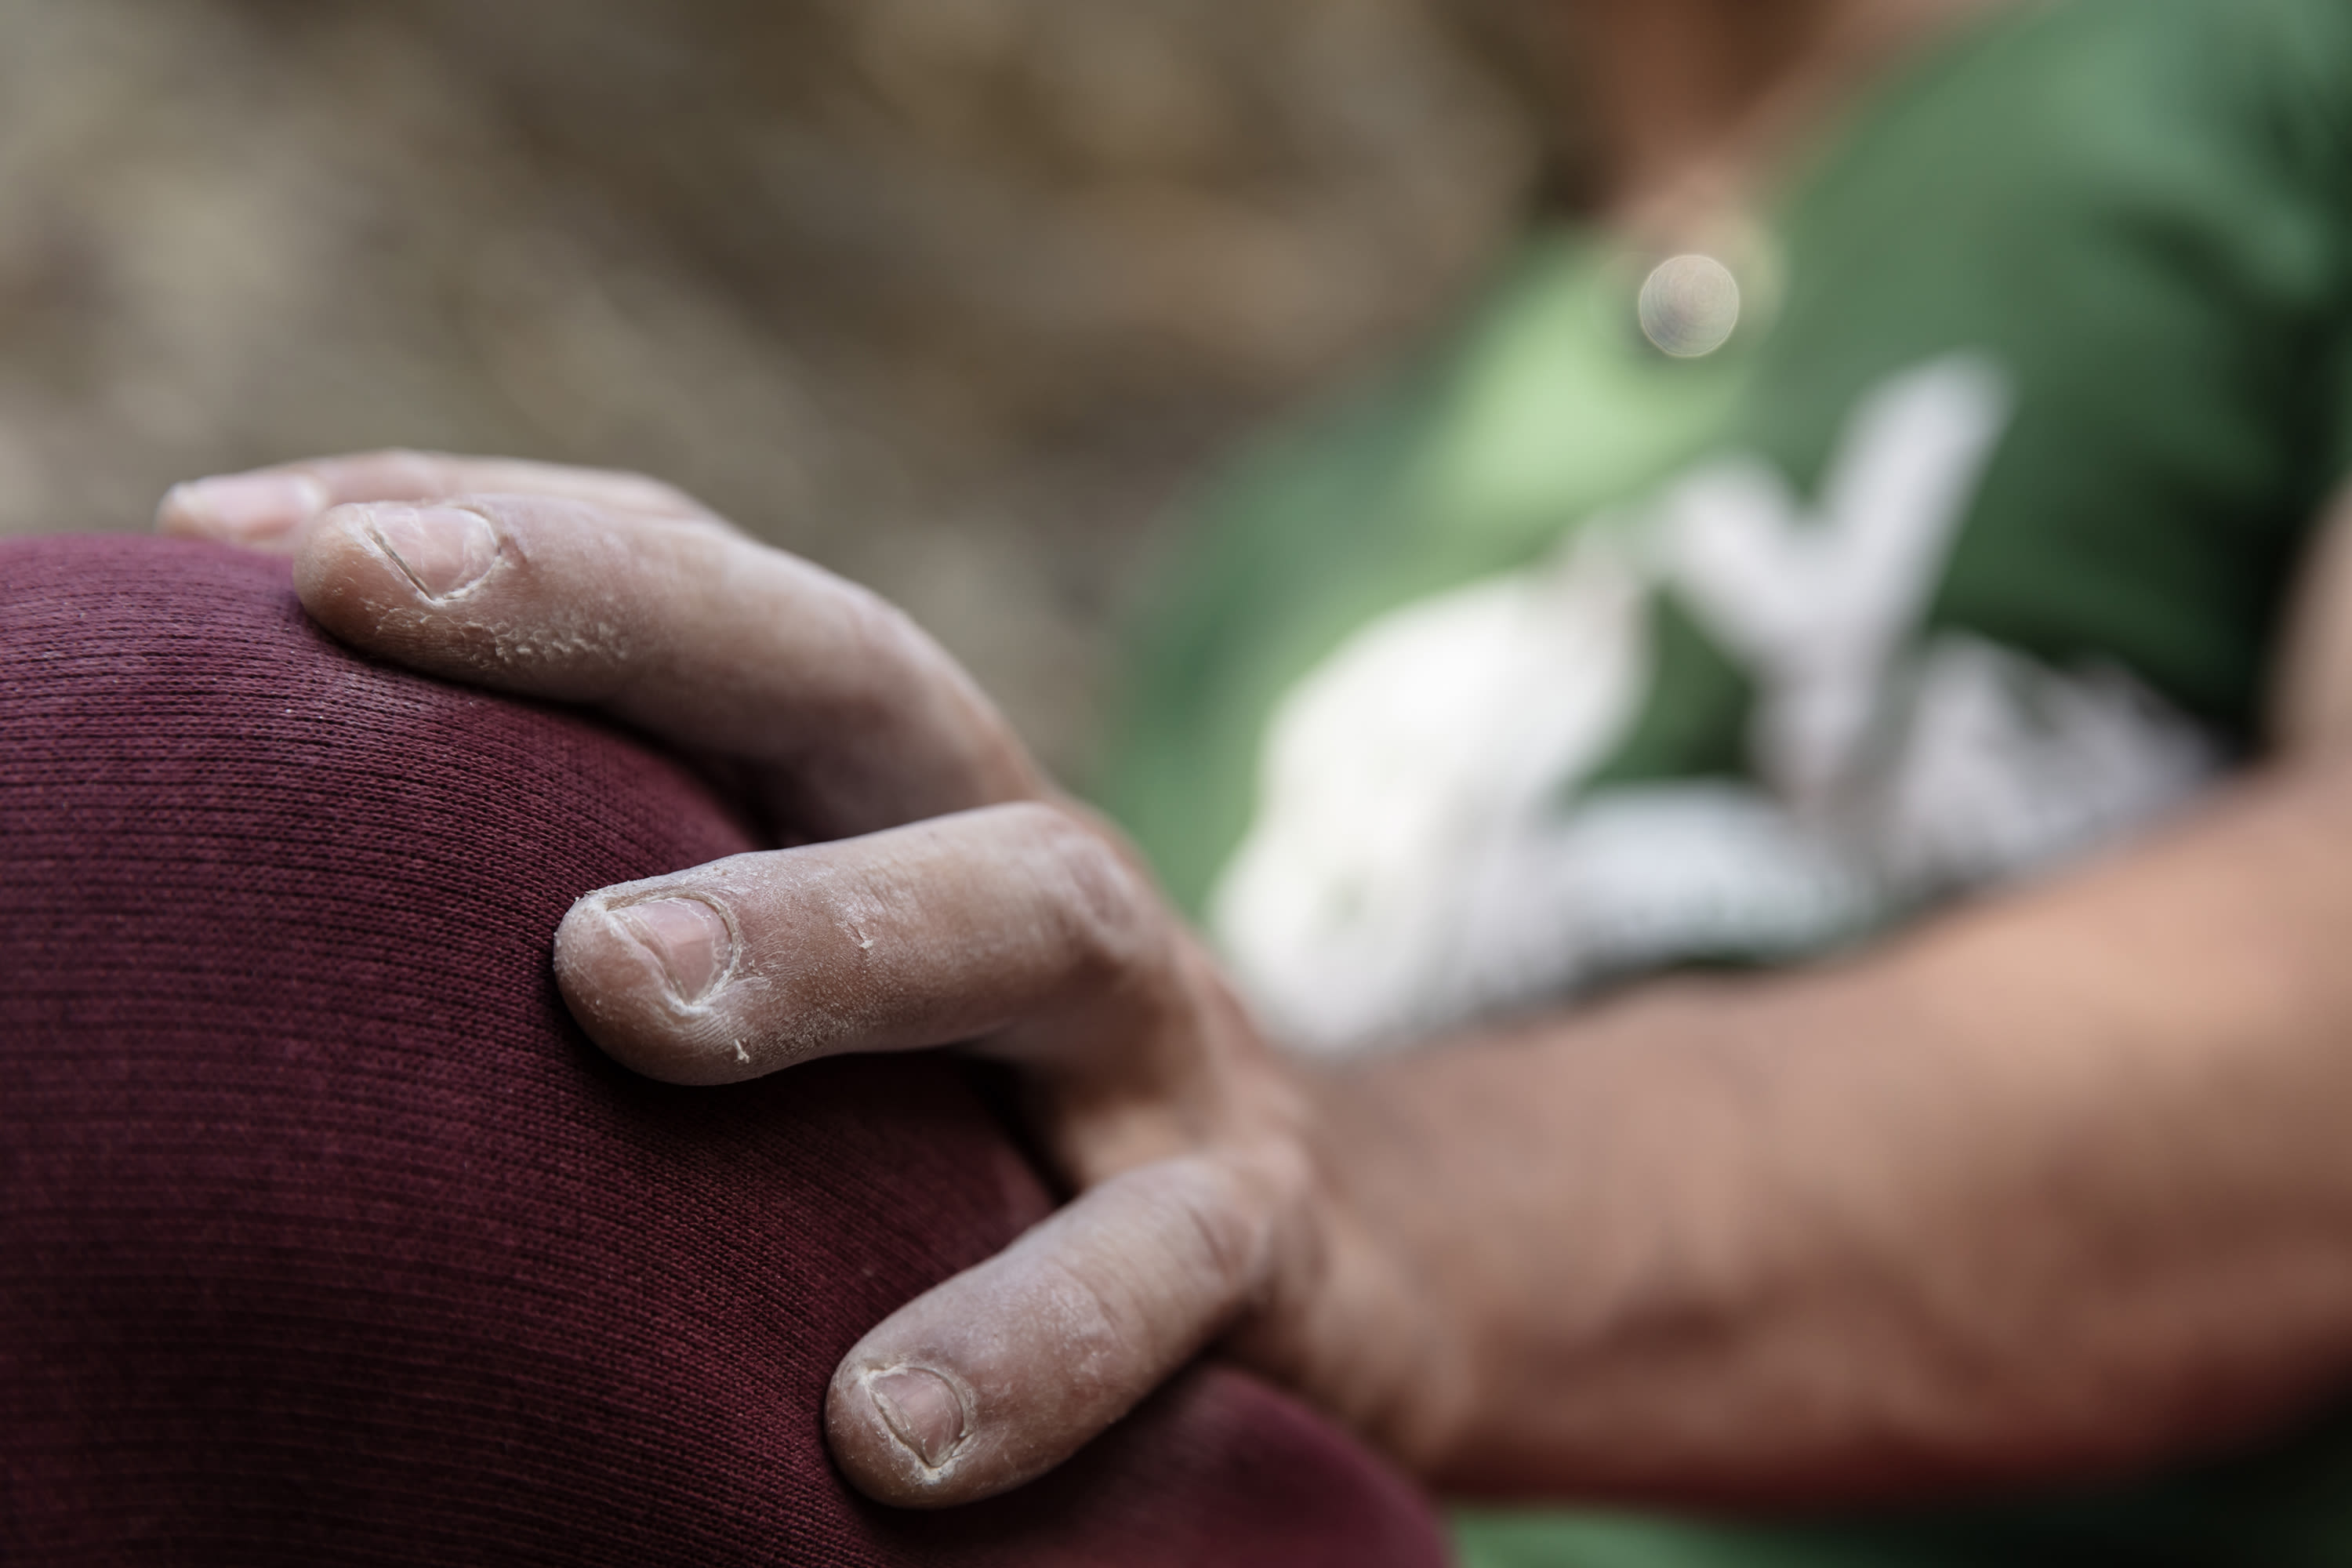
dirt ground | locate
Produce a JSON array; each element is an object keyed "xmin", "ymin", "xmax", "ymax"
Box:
[{"xmin": 0, "ymin": 0, "xmax": 1534, "ymax": 779}]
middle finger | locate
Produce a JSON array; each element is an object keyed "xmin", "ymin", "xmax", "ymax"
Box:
[{"xmin": 555, "ymin": 800, "xmax": 1181, "ymax": 1091}]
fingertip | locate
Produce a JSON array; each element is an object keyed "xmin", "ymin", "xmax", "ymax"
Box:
[
  {"xmin": 155, "ymin": 471, "xmax": 332, "ymax": 550},
  {"xmin": 288, "ymin": 506, "xmax": 391, "ymax": 639},
  {"xmin": 553, "ymin": 890, "xmax": 754, "ymax": 1087},
  {"xmin": 365, "ymin": 503, "xmax": 502, "ymax": 600},
  {"xmin": 824, "ymin": 1360, "xmax": 982, "ymax": 1508},
  {"xmin": 820, "ymin": 1160, "xmax": 1275, "ymax": 1509},
  {"xmin": 293, "ymin": 501, "xmax": 503, "ymax": 612},
  {"xmin": 611, "ymin": 896, "xmax": 734, "ymax": 1004}
]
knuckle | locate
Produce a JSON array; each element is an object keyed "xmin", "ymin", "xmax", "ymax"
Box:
[
  {"xmin": 818, "ymin": 578, "xmax": 935, "ymax": 724},
  {"xmin": 1040, "ymin": 1252, "xmax": 1145, "ymax": 1377},
  {"xmin": 364, "ymin": 447, "xmax": 448, "ymax": 490},
  {"xmin": 844, "ymin": 579, "xmax": 931, "ymax": 671},
  {"xmin": 611, "ymin": 470, "xmax": 704, "ymax": 517},
  {"xmin": 1160, "ymin": 1161, "xmax": 1269, "ymax": 1299},
  {"xmin": 1015, "ymin": 805, "xmax": 1163, "ymax": 978},
  {"xmin": 1046, "ymin": 1165, "xmax": 1272, "ymax": 1373}
]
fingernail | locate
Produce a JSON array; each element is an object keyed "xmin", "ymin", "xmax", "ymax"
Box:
[
  {"xmin": 365, "ymin": 504, "xmax": 500, "ymax": 600},
  {"xmin": 165, "ymin": 473, "xmax": 331, "ymax": 542},
  {"xmin": 613, "ymin": 898, "xmax": 733, "ymax": 1006},
  {"xmin": 868, "ymin": 1367, "xmax": 966, "ymax": 1470}
]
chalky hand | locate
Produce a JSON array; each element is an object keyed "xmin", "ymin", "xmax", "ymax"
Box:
[{"xmin": 158, "ymin": 453, "xmax": 1438, "ymax": 1508}]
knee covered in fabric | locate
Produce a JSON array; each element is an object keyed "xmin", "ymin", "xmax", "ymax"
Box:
[{"xmin": 0, "ymin": 535, "xmax": 1444, "ymax": 1566}]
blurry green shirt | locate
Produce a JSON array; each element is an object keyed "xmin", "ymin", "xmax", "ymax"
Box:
[{"xmin": 1100, "ymin": 0, "xmax": 2352, "ymax": 1559}]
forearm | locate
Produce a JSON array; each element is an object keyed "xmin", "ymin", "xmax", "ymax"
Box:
[{"xmin": 1328, "ymin": 756, "xmax": 2352, "ymax": 1504}]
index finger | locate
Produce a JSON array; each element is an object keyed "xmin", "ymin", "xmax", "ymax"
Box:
[
  {"xmin": 157, "ymin": 450, "xmax": 712, "ymax": 551},
  {"xmin": 292, "ymin": 491, "xmax": 1044, "ymax": 837}
]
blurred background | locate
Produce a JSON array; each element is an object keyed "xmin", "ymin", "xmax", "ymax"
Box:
[{"xmin": 0, "ymin": 0, "xmax": 1549, "ymax": 779}]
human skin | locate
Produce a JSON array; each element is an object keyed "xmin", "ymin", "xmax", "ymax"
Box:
[{"xmin": 158, "ymin": 452, "xmax": 2352, "ymax": 1511}]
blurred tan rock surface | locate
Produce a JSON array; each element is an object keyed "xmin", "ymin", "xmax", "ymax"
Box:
[{"xmin": 0, "ymin": 0, "xmax": 1530, "ymax": 776}]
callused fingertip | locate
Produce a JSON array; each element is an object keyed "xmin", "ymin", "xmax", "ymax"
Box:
[
  {"xmin": 553, "ymin": 892, "xmax": 750, "ymax": 1086},
  {"xmin": 826, "ymin": 1359, "xmax": 981, "ymax": 1507},
  {"xmin": 610, "ymin": 896, "xmax": 735, "ymax": 1007},
  {"xmin": 866, "ymin": 1365, "xmax": 970, "ymax": 1472},
  {"xmin": 354, "ymin": 502, "xmax": 501, "ymax": 601},
  {"xmin": 157, "ymin": 470, "xmax": 331, "ymax": 544}
]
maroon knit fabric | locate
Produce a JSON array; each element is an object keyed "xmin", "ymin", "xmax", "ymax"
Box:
[{"xmin": 1, "ymin": 535, "xmax": 1448, "ymax": 1567}]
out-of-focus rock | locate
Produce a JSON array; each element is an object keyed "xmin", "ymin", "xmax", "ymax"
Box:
[{"xmin": 0, "ymin": 0, "xmax": 1532, "ymax": 775}]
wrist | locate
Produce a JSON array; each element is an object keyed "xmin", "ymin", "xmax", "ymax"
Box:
[{"xmin": 1236, "ymin": 1057, "xmax": 1490, "ymax": 1475}]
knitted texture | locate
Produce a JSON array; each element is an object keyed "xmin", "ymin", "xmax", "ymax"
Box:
[{"xmin": 0, "ymin": 535, "xmax": 1448, "ymax": 1567}]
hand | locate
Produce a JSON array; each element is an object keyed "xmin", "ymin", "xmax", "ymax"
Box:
[
  {"xmin": 163, "ymin": 453, "xmax": 2352, "ymax": 1510},
  {"xmin": 158, "ymin": 454, "xmax": 1457, "ymax": 1508}
]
